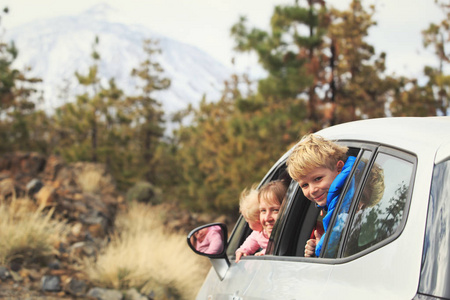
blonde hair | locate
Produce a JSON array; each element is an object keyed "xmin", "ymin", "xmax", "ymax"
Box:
[
  {"xmin": 361, "ymin": 162, "xmax": 385, "ymax": 208},
  {"xmin": 286, "ymin": 134, "xmax": 348, "ymax": 182},
  {"xmin": 258, "ymin": 180, "xmax": 288, "ymax": 207},
  {"xmin": 239, "ymin": 184, "xmax": 260, "ymax": 223}
]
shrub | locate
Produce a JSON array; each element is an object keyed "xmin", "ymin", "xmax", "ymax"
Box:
[
  {"xmin": 0, "ymin": 198, "xmax": 67, "ymax": 266},
  {"xmin": 125, "ymin": 181, "xmax": 163, "ymax": 205},
  {"xmin": 85, "ymin": 202, "xmax": 209, "ymax": 299}
]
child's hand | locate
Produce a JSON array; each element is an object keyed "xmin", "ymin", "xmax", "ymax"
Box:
[
  {"xmin": 235, "ymin": 251, "xmax": 246, "ymax": 263},
  {"xmin": 305, "ymin": 230, "xmax": 322, "ymax": 257},
  {"xmin": 254, "ymin": 251, "xmax": 265, "ymax": 256}
]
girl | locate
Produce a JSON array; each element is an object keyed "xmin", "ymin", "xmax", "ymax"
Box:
[{"xmin": 235, "ymin": 180, "xmax": 287, "ymax": 262}]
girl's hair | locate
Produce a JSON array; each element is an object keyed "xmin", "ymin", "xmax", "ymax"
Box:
[
  {"xmin": 361, "ymin": 162, "xmax": 385, "ymax": 208},
  {"xmin": 239, "ymin": 184, "xmax": 260, "ymax": 223},
  {"xmin": 287, "ymin": 134, "xmax": 348, "ymax": 181},
  {"xmin": 258, "ymin": 180, "xmax": 288, "ymax": 207}
]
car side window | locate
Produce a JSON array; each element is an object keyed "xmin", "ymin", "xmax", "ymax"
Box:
[
  {"xmin": 342, "ymin": 152, "xmax": 414, "ymax": 257},
  {"xmin": 322, "ymin": 150, "xmax": 372, "ymax": 258}
]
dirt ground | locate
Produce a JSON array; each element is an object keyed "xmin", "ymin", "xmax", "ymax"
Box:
[{"xmin": 0, "ymin": 282, "xmax": 79, "ymax": 300}]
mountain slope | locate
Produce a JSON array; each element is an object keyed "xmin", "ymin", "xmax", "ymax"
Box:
[{"xmin": 5, "ymin": 3, "xmax": 231, "ymax": 117}]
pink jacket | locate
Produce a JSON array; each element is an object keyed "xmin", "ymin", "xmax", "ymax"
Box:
[
  {"xmin": 236, "ymin": 230, "xmax": 269, "ymax": 255},
  {"xmin": 196, "ymin": 226, "xmax": 224, "ymax": 254}
]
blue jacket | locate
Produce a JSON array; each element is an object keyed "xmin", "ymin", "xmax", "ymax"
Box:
[{"xmin": 315, "ymin": 156, "xmax": 356, "ymax": 257}]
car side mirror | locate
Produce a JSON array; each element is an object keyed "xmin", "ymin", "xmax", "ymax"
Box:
[
  {"xmin": 187, "ymin": 223, "xmax": 230, "ymax": 280},
  {"xmin": 187, "ymin": 223, "xmax": 228, "ymax": 256}
]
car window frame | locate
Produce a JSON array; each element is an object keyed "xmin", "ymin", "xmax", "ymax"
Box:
[{"xmin": 324, "ymin": 144, "xmax": 417, "ymax": 262}]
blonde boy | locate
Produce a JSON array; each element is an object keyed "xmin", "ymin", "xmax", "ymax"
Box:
[{"xmin": 286, "ymin": 134, "xmax": 356, "ymax": 257}]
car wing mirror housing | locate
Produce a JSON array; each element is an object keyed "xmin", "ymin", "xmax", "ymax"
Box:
[{"xmin": 187, "ymin": 223, "xmax": 230, "ymax": 279}]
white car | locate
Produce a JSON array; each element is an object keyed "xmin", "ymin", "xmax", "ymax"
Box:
[{"xmin": 187, "ymin": 117, "xmax": 450, "ymax": 300}]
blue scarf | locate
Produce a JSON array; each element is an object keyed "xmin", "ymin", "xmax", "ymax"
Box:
[{"xmin": 315, "ymin": 156, "xmax": 356, "ymax": 257}]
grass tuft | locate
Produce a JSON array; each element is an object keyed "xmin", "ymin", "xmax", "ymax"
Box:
[
  {"xmin": 0, "ymin": 198, "xmax": 67, "ymax": 266},
  {"xmin": 85, "ymin": 202, "xmax": 210, "ymax": 299}
]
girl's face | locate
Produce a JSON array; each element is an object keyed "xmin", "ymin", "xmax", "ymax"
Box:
[{"xmin": 259, "ymin": 197, "xmax": 280, "ymax": 236}]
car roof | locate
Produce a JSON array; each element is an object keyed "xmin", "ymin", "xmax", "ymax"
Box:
[{"xmin": 315, "ymin": 117, "xmax": 450, "ymax": 163}]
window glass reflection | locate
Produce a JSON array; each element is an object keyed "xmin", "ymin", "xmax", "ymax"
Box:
[{"xmin": 343, "ymin": 153, "xmax": 413, "ymax": 257}]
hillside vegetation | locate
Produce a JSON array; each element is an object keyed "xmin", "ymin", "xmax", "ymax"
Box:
[{"xmin": 0, "ymin": 152, "xmax": 216, "ymax": 299}]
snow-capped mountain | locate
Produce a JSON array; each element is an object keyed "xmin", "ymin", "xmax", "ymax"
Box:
[{"xmin": 5, "ymin": 3, "xmax": 231, "ymax": 117}]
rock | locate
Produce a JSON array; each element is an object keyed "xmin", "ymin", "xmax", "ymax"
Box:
[
  {"xmin": 124, "ymin": 288, "xmax": 148, "ymax": 300},
  {"xmin": 0, "ymin": 152, "xmax": 46, "ymax": 177},
  {"xmin": 0, "ymin": 178, "xmax": 15, "ymax": 201},
  {"xmin": 65, "ymin": 278, "xmax": 88, "ymax": 296},
  {"xmin": 70, "ymin": 222, "xmax": 84, "ymax": 238},
  {"xmin": 48, "ymin": 259, "xmax": 61, "ymax": 270},
  {"xmin": 0, "ymin": 266, "xmax": 11, "ymax": 281},
  {"xmin": 34, "ymin": 185, "xmax": 56, "ymax": 207},
  {"xmin": 41, "ymin": 275, "xmax": 61, "ymax": 292},
  {"xmin": 26, "ymin": 178, "xmax": 43, "ymax": 196},
  {"xmin": 20, "ymin": 268, "xmax": 41, "ymax": 282},
  {"xmin": 9, "ymin": 270, "xmax": 23, "ymax": 283},
  {"xmin": 87, "ymin": 287, "xmax": 123, "ymax": 300},
  {"xmin": 42, "ymin": 155, "xmax": 65, "ymax": 182}
]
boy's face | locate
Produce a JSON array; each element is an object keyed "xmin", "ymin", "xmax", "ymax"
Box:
[
  {"xmin": 259, "ymin": 197, "xmax": 280, "ymax": 236},
  {"xmin": 297, "ymin": 161, "xmax": 344, "ymax": 207}
]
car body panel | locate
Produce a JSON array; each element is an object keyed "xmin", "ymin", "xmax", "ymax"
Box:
[{"xmin": 198, "ymin": 258, "xmax": 333, "ymax": 299}]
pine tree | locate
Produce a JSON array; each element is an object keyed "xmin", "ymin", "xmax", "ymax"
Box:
[
  {"xmin": 124, "ymin": 39, "xmax": 170, "ymax": 184},
  {"xmin": 326, "ymin": 0, "xmax": 398, "ymax": 124},
  {"xmin": 421, "ymin": 0, "xmax": 449, "ymax": 115},
  {"xmin": 231, "ymin": 0, "xmax": 329, "ymax": 126},
  {"xmin": 73, "ymin": 36, "xmax": 103, "ymax": 162},
  {"xmin": 54, "ymin": 37, "xmax": 126, "ymax": 164},
  {"xmin": 0, "ymin": 7, "xmax": 42, "ymax": 153},
  {"xmin": 390, "ymin": 78, "xmax": 437, "ymax": 117}
]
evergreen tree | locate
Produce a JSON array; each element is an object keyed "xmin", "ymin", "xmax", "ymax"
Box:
[
  {"xmin": 390, "ymin": 78, "xmax": 437, "ymax": 117},
  {"xmin": 123, "ymin": 39, "xmax": 170, "ymax": 184},
  {"xmin": 231, "ymin": 0, "xmax": 328, "ymax": 126},
  {"xmin": 0, "ymin": 7, "xmax": 42, "ymax": 153},
  {"xmin": 53, "ymin": 37, "xmax": 125, "ymax": 164},
  {"xmin": 326, "ymin": 0, "xmax": 398, "ymax": 124},
  {"xmin": 73, "ymin": 36, "xmax": 103, "ymax": 162},
  {"xmin": 421, "ymin": 0, "xmax": 449, "ymax": 115}
]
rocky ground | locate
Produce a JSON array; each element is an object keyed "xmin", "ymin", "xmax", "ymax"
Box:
[{"xmin": 0, "ymin": 152, "xmax": 230, "ymax": 299}]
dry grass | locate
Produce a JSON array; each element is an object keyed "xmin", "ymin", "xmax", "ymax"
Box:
[
  {"xmin": 77, "ymin": 171, "xmax": 103, "ymax": 193},
  {"xmin": 0, "ymin": 198, "xmax": 67, "ymax": 266},
  {"xmin": 85, "ymin": 202, "xmax": 210, "ymax": 299}
]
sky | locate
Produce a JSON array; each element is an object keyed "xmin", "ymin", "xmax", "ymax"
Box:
[{"xmin": 2, "ymin": 0, "xmax": 445, "ymax": 79}]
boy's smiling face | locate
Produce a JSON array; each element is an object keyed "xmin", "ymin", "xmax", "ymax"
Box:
[{"xmin": 297, "ymin": 161, "xmax": 344, "ymax": 207}]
